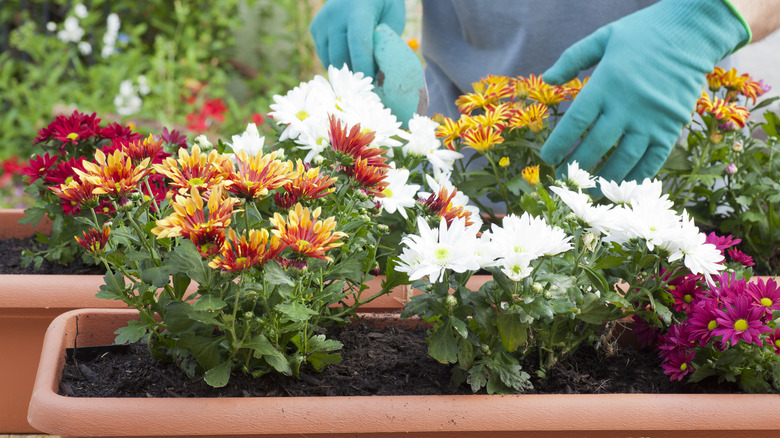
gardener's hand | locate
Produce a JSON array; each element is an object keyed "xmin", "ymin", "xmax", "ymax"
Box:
[
  {"xmin": 540, "ymin": 0, "xmax": 750, "ymax": 183},
  {"xmin": 310, "ymin": 0, "xmax": 405, "ymax": 79}
]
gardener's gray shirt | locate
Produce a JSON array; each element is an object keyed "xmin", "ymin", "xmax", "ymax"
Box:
[{"xmin": 421, "ymin": 0, "xmax": 659, "ymax": 118}]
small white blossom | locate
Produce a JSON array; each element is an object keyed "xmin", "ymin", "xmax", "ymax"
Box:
[
  {"xmin": 396, "ymin": 217, "xmax": 482, "ymax": 282},
  {"xmin": 399, "ymin": 114, "xmax": 462, "ymax": 174},
  {"xmin": 77, "ymin": 41, "xmax": 92, "ymax": 55},
  {"xmin": 57, "ymin": 17, "xmax": 84, "ymax": 43},
  {"xmin": 46, "ymin": 21, "xmax": 57, "ymax": 32},
  {"xmin": 74, "ymin": 3, "xmax": 88, "ymax": 18},
  {"xmin": 565, "ymin": 161, "xmax": 596, "ymax": 189},
  {"xmin": 376, "ymin": 166, "xmax": 420, "ymax": 219},
  {"xmin": 114, "ymin": 80, "xmax": 141, "ymax": 116},
  {"xmin": 230, "ymin": 123, "xmax": 265, "ymax": 157}
]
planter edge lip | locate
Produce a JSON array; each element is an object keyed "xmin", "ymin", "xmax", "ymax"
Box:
[{"xmin": 27, "ymin": 308, "xmax": 780, "ymax": 436}]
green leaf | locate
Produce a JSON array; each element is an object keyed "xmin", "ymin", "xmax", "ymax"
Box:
[
  {"xmin": 167, "ymin": 240, "xmax": 208, "ymax": 284},
  {"xmin": 307, "ymin": 351, "xmax": 343, "ymax": 371},
  {"xmin": 275, "ymin": 302, "xmax": 319, "ymax": 322},
  {"xmin": 264, "ymin": 260, "xmax": 294, "ymax": 286},
  {"xmin": 204, "ymin": 361, "xmax": 232, "ymax": 388},
  {"xmin": 96, "ymin": 270, "xmax": 126, "ymax": 300},
  {"xmin": 429, "ymin": 320, "xmax": 458, "ymax": 364},
  {"xmin": 495, "ymin": 313, "xmax": 528, "ymax": 352},
  {"xmin": 245, "ymin": 335, "xmax": 293, "ymax": 375},
  {"xmin": 178, "ymin": 334, "xmax": 225, "ymax": 370},
  {"xmin": 114, "ymin": 320, "xmax": 148, "ymax": 344},
  {"xmin": 140, "ymin": 265, "xmax": 171, "ymax": 288},
  {"xmin": 581, "ymin": 265, "xmax": 608, "ymax": 294},
  {"xmin": 192, "ymin": 295, "xmax": 227, "ymax": 311}
]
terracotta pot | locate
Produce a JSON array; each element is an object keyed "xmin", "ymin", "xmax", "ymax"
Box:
[
  {"xmin": 0, "ymin": 208, "xmax": 410, "ymax": 432},
  {"xmin": 29, "ymin": 308, "xmax": 780, "ymax": 438}
]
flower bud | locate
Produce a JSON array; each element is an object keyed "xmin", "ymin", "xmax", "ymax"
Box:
[
  {"xmin": 194, "ymin": 135, "xmax": 213, "ymax": 150},
  {"xmin": 532, "ymin": 282, "xmax": 544, "ymax": 294},
  {"xmin": 582, "ymin": 232, "xmax": 598, "ymax": 251},
  {"xmin": 709, "ymin": 131, "xmax": 723, "ymax": 144},
  {"xmin": 732, "ymin": 141, "xmax": 743, "ymax": 152},
  {"xmin": 377, "ymin": 224, "xmax": 390, "ymax": 233},
  {"xmin": 445, "ymin": 294, "xmax": 458, "ymax": 308},
  {"xmin": 481, "ymin": 344, "xmax": 491, "ymax": 355},
  {"xmin": 725, "ymin": 162, "xmax": 737, "ymax": 175}
]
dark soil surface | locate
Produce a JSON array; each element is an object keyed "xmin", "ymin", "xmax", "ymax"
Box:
[
  {"xmin": 0, "ymin": 236, "xmax": 105, "ymax": 274},
  {"xmin": 59, "ymin": 316, "xmax": 743, "ymax": 398}
]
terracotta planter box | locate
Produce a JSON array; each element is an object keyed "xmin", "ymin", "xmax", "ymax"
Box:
[
  {"xmin": 29, "ymin": 308, "xmax": 780, "ymax": 438},
  {"xmin": 0, "ymin": 209, "xmax": 410, "ymax": 432}
]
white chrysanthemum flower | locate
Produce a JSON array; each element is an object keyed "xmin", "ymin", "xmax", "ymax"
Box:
[
  {"xmin": 620, "ymin": 196, "xmax": 682, "ymax": 251},
  {"xmin": 396, "ymin": 217, "xmax": 482, "ymax": 282},
  {"xmin": 399, "ymin": 114, "xmax": 463, "ymax": 174},
  {"xmin": 549, "ymin": 186, "xmax": 618, "ymax": 235},
  {"xmin": 326, "ymin": 64, "xmax": 379, "ymax": 104},
  {"xmin": 488, "ymin": 212, "xmax": 572, "ymax": 261},
  {"xmin": 294, "ymin": 113, "xmax": 331, "ymax": 163},
  {"xmin": 137, "ymin": 76, "xmax": 150, "ymax": 95},
  {"xmin": 46, "ymin": 21, "xmax": 57, "ymax": 32},
  {"xmin": 57, "ymin": 17, "xmax": 84, "ymax": 43},
  {"xmin": 665, "ymin": 214, "xmax": 725, "ymax": 284},
  {"xmin": 499, "ymin": 252, "xmax": 535, "ymax": 282},
  {"xmin": 566, "ymin": 161, "xmax": 596, "ymax": 189},
  {"xmin": 230, "ymin": 123, "xmax": 265, "ymax": 157},
  {"xmin": 340, "ymin": 98, "xmax": 402, "ymax": 148},
  {"xmin": 269, "ymin": 81, "xmax": 331, "ymax": 142},
  {"xmin": 598, "ymin": 177, "xmax": 670, "ymax": 207},
  {"xmin": 106, "ymin": 13, "xmax": 120, "ymax": 33},
  {"xmin": 376, "ymin": 166, "xmax": 420, "ymax": 219}
]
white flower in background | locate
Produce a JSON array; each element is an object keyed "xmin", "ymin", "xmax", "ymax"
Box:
[
  {"xmin": 77, "ymin": 41, "xmax": 92, "ymax": 55},
  {"xmin": 46, "ymin": 22, "xmax": 57, "ymax": 32},
  {"xmin": 565, "ymin": 161, "xmax": 596, "ymax": 189},
  {"xmin": 57, "ymin": 17, "xmax": 84, "ymax": 43},
  {"xmin": 399, "ymin": 114, "xmax": 463, "ymax": 174},
  {"xmin": 549, "ymin": 186, "xmax": 617, "ymax": 235},
  {"xmin": 194, "ymin": 135, "xmax": 213, "ymax": 150},
  {"xmin": 74, "ymin": 3, "xmax": 88, "ymax": 18},
  {"xmin": 137, "ymin": 76, "xmax": 150, "ymax": 95},
  {"xmin": 114, "ymin": 80, "xmax": 142, "ymax": 116},
  {"xmin": 269, "ymin": 82, "xmax": 330, "ymax": 143},
  {"xmin": 396, "ymin": 217, "xmax": 482, "ymax": 282},
  {"xmin": 376, "ymin": 166, "xmax": 420, "ymax": 219},
  {"xmin": 102, "ymin": 13, "xmax": 120, "ymax": 58},
  {"xmin": 230, "ymin": 123, "xmax": 265, "ymax": 157}
]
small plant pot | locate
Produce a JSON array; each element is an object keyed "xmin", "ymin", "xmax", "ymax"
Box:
[{"xmin": 28, "ymin": 308, "xmax": 780, "ymax": 438}]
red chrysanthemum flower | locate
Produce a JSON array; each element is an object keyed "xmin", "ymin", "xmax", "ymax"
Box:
[
  {"xmin": 75, "ymin": 149, "xmax": 151, "ymax": 197},
  {"xmin": 43, "ymin": 157, "xmax": 87, "ymax": 186},
  {"xmin": 686, "ymin": 297, "xmax": 722, "ymax": 346},
  {"xmin": 161, "ymin": 127, "xmax": 188, "ymax": 150},
  {"xmin": 418, "ymin": 186, "xmax": 474, "ymax": 227},
  {"xmin": 727, "ymin": 248, "xmax": 755, "ymax": 267},
  {"xmin": 657, "ymin": 323, "xmax": 693, "ymax": 359},
  {"xmin": 704, "ymin": 232, "xmax": 741, "ymax": 254},
  {"xmin": 768, "ymin": 328, "xmax": 780, "ymax": 355},
  {"xmin": 352, "ymin": 157, "xmax": 389, "ymax": 196},
  {"xmin": 712, "ymin": 295, "xmax": 772, "ymax": 347},
  {"xmin": 274, "ymin": 160, "xmax": 337, "ymax": 209},
  {"xmin": 34, "ymin": 111, "xmax": 100, "ymax": 147},
  {"xmin": 99, "ymin": 122, "xmax": 143, "ymax": 142},
  {"xmin": 22, "ymin": 153, "xmax": 58, "ymax": 184},
  {"xmin": 668, "ymin": 274, "xmax": 704, "ymax": 313},
  {"xmin": 74, "ymin": 226, "xmax": 111, "ymax": 254},
  {"xmin": 50, "ymin": 179, "xmax": 100, "ymax": 215},
  {"xmin": 328, "ymin": 115, "xmax": 388, "ymax": 170}
]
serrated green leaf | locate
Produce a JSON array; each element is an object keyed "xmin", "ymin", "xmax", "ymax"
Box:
[
  {"xmin": 429, "ymin": 320, "xmax": 458, "ymax": 364},
  {"xmin": 264, "ymin": 260, "xmax": 294, "ymax": 286},
  {"xmin": 307, "ymin": 351, "xmax": 342, "ymax": 371},
  {"xmin": 96, "ymin": 270, "xmax": 126, "ymax": 300},
  {"xmin": 192, "ymin": 295, "xmax": 226, "ymax": 311},
  {"xmin": 275, "ymin": 302, "xmax": 318, "ymax": 322},
  {"xmin": 495, "ymin": 313, "xmax": 528, "ymax": 352},
  {"xmin": 114, "ymin": 320, "xmax": 148, "ymax": 344},
  {"xmin": 140, "ymin": 265, "xmax": 171, "ymax": 287}
]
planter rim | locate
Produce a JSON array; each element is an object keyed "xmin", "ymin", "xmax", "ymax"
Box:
[{"xmin": 28, "ymin": 308, "xmax": 780, "ymax": 436}]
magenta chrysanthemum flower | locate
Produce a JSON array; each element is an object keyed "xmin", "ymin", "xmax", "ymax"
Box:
[
  {"xmin": 661, "ymin": 348, "xmax": 696, "ymax": 382},
  {"xmin": 727, "ymin": 248, "xmax": 755, "ymax": 267},
  {"xmin": 687, "ymin": 297, "xmax": 722, "ymax": 346},
  {"xmin": 631, "ymin": 315, "xmax": 660, "ymax": 347},
  {"xmin": 705, "ymin": 232, "xmax": 741, "ymax": 254},
  {"xmin": 747, "ymin": 277, "xmax": 780, "ymax": 319},
  {"xmin": 657, "ymin": 324, "xmax": 693, "ymax": 359},
  {"xmin": 710, "ymin": 271, "xmax": 748, "ymax": 301},
  {"xmin": 768, "ymin": 329, "xmax": 780, "ymax": 355},
  {"xmin": 712, "ymin": 295, "xmax": 772, "ymax": 346},
  {"xmin": 668, "ymin": 274, "xmax": 703, "ymax": 313}
]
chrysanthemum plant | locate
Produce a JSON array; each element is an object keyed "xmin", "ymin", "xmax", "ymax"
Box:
[
  {"xmin": 390, "ymin": 161, "xmax": 780, "ymax": 393},
  {"xmin": 20, "ymin": 112, "xmax": 187, "ymax": 268},
  {"xmin": 434, "ymin": 74, "xmax": 587, "ymax": 221},
  {"xmin": 658, "ymin": 67, "xmax": 780, "ymax": 274},
  {"xmin": 30, "ymin": 65, "xmax": 481, "ymax": 387}
]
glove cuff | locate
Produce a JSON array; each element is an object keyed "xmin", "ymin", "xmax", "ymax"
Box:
[{"xmin": 720, "ymin": 0, "xmax": 753, "ymax": 50}]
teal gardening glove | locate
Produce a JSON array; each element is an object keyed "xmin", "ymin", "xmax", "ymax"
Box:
[
  {"xmin": 540, "ymin": 0, "xmax": 751, "ymax": 183},
  {"xmin": 310, "ymin": 0, "xmax": 426, "ymax": 127}
]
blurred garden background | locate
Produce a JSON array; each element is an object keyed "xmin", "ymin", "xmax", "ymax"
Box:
[{"xmin": 0, "ymin": 0, "xmax": 777, "ymax": 210}]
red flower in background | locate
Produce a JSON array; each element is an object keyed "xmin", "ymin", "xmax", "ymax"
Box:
[
  {"xmin": 34, "ymin": 111, "xmax": 101, "ymax": 147},
  {"xmin": 100, "ymin": 122, "xmax": 143, "ymax": 142},
  {"xmin": 186, "ymin": 98, "xmax": 227, "ymax": 133}
]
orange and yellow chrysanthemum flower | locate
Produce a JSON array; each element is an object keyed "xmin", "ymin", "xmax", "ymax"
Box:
[
  {"xmin": 208, "ymin": 228, "xmax": 285, "ymax": 272},
  {"xmin": 469, "ymin": 102, "xmax": 512, "ymax": 132},
  {"xmin": 509, "ymin": 103, "xmax": 549, "ymax": 134},
  {"xmin": 352, "ymin": 157, "xmax": 390, "ymax": 197},
  {"xmin": 706, "ymin": 67, "xmax": 725, "ymax": 91},
  {"xmin": 461, "ymin": 124, "xmax": 504, "ymax": 152},
  {"xmin": 419, "ymin": 186, "xmax": 474, "ymax": 228},
  {"xmin": 270, "ymin": 203, "xmax": 347, "ymax": 262},
  {"xmin": 229, "ymin": 150, "xmax": 294, "ymax": 199},
  {"xmin": 275, "ymin": 160, "xmax": 337, "ymax": 209},
  {"xmin": 50, "ymin": 178, "xmax": 99, "ymax": 208},
  {"xmin": 435, "ymin": 116, "xmax": 469, "ymax": 151},
  {"xmin": 74, "ymin": 225, "xmax": 111, "ymax": 254},
  {"xmin": 153, "ymin": 146, "xmax": 234, "ymax": 196},
  {"xmin": 75, "ymin": 149, "xmax": 150, "ymax": 197},
  {"xmin": 522, "ymin": 165, "xmax": 540, "ymax": 186},
  {"xmin": 122, "ymin": 134, "xmax": 165, "ymax": 164},
  {"xmin": 563, "ymin": 77, "xmax": 588, "ymax": 99},
  {"xmin": 695, "ymin": 92, "xmax": 750, "ymax": 128},
  {"xmin": 328, "ymin": 115, "xmax": 387, "ymax": 168},
  {"xmin": 152, "ymin": 186, "xmax": 239, "ymax": 258}
]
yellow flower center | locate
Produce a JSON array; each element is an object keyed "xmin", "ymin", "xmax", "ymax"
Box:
[
  {"xmin": 296, "ymin": 110, "xmax": 309, "ymax": 121},
  {"xmin": 760, "ymin": 297, "xmax": 773, "ymax": 307},
  {"xmin": 66, "ymin": 132, "xmax": 79, "ymax": 140},
  {"xmin": 775, "ymin": 339, "xmax": 780, "ymax": 349},
  {"xmin": 707, "ymin": 320, "xmax": 717, "ymax": 331},
  {"xmin": 683, "ymin": 294, "xmax": 692, "ymax": 304},
  {"xmin": 382, "ymin": 188, "xmax": 393, "ymax": 198},
  {"xmin": 680, "ymin": 363, "xmax": 688, "ymax": 371},
  {"xmin": 733, "ymin": 319, "xmax": 748, "ymax": 332},
  {"xmin": 434, "ymin": 247, "xmax": 450, "ymax": 262},
  {"xmin": 189, "ymin": 177, "xmax": 205, "ymax": 186}
]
